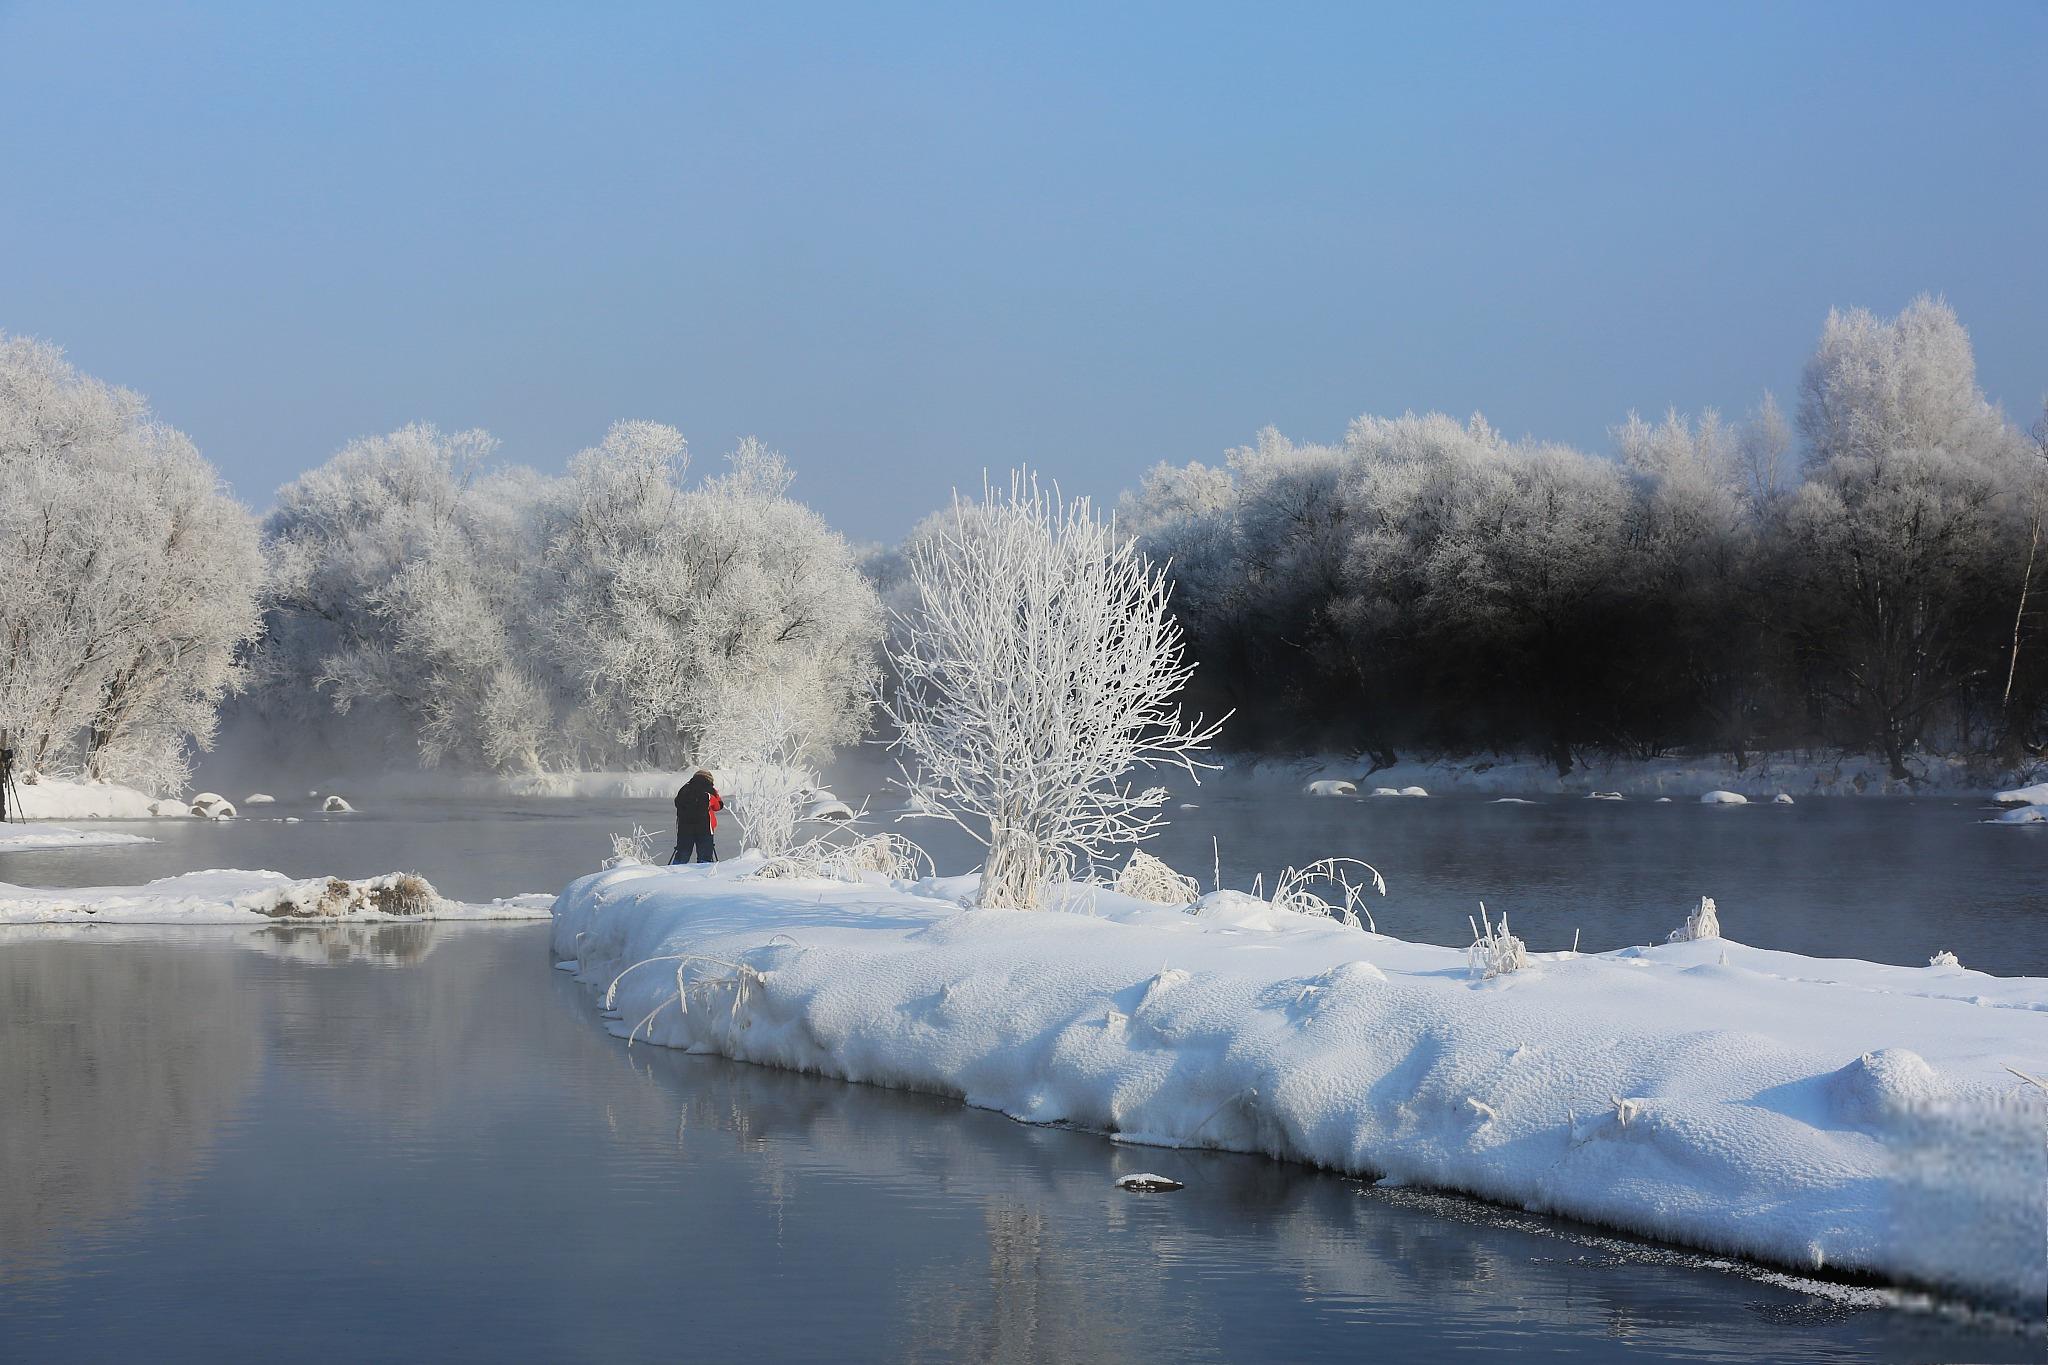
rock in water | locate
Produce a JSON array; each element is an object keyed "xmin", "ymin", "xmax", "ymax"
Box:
[{"xmin": 1114, "ymin": 1173, "xmax": 1185, "ymax": 1192}]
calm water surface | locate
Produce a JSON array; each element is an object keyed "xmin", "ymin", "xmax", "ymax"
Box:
[
  {"xmin": 6, "ymin": 785, "xmax": 2045, "ymax": 970},
  {"xmin": 0, "ymin": 926, "xmax": 2037, "ymax": 1362}
]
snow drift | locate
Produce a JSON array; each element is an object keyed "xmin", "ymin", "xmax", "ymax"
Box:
[{"xmin": 553, "ymin": 862, "xmax": 2048, "ymax": 1307}]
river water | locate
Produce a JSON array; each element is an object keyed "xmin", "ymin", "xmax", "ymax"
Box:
[{"xmin": 1, "ymin": 791, "xmax": 2044, "ymax": 1359}]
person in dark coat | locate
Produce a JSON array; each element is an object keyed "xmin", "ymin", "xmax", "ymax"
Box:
[{"xmin": 672, "ymin": 769, "xmax": 722, "ymax": 864}]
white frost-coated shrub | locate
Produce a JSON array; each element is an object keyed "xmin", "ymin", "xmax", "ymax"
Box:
[
  {"xmin": 1261, "ymin": 857, "xmax": 1386, "ymax": 931},
  {"xmin": 1928, "ymin": 949, "xmax": 1961, "ymax": 969},
  {"xmin": 749, "ymin": 829, "xmax": 933, "ymax": 883},
  {"xmin": 881, "ymin": 471, "xmax": 1225, "ymax": 910},
  {"xmin": 603, "ymin": 824, "xmax": 657, "ymax": 868},
  {"xmin": 1668, "ymin": 895, "xmax": 1721, "ymax": 942},
  {"xmin": 0, "ymin": 334, "xmax": 262, "ymax": 793},
  {"xmin": 1467, "ymin": 903, "xmax": 1527, "ymax": 978},
  {"xmin": 1113, "ymin": 851, "xmax": 1201, "ymax": 906}
]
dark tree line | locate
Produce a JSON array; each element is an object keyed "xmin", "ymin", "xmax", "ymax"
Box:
[{"xmin": 1121, "ymin": 299, "xmax": 2047, "ymax": 780}]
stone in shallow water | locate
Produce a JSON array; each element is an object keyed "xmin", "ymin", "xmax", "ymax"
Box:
[{"xmin": 1114, "ymin": 1173, "xmax": 1184, "ymax": 1192}]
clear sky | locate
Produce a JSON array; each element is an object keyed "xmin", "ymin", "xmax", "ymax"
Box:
[{"xmin": 2, "ymin": 1, "xmax": 2043, "ymax": 539}]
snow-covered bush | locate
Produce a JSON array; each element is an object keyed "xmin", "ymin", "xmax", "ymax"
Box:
[
  {"xmin": 1928, "ymin": 949, "xmax": 1961, "ymax": 969},
  {"xmin": 1668, "ymin": 895, "xmax": 1721, "ymax": 942},
  {"xmin": 880, "ymin": 471, "xmax": 1224, "ymax": 909},
  {"xmin": 1466, "ymin": 904, "xmax": 1527, "ymax": 978},
  {"xmin": 1112, "ymin": 850, "xmax": 1201, "ymax": 906},
  {"xmin": 0, "ymin": 333, "xmax": 262, "ymax": 793}
]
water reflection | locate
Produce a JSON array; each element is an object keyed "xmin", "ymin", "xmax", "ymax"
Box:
[{"xmin": 0, "ymin": 926, "xmax": 2037, "ymax": 1362}]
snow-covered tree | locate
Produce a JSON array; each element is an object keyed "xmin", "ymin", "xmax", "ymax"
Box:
[
  {"xmin": 882, "ymin": 471, "xmax": 1224, "ymax": 909},
  {"xmin": 0, "ymin": 333, "xmax": 261, "ymax": 792},
  {"xmin": 1787, "ymin": 297, "xmax": 2029, "ymax": 777}
]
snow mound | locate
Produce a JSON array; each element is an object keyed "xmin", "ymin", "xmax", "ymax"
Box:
[
  {"xmin": 244, "ymin": 793, "xmax": 275, "ymax": 804},
  {"xmin": 1773, "ymin": 793, "xmax": 1795, "ymax": 805},
  {"xmin": 1653, "ymin": 796, "xmax": 1673, "ymax": 803},
  {"xmin": 551, "ymin": 869, "xmax": 2048, "ymax": 1307},
  {"xmin": 1304, "ymin": 779, "xmax": 1357, "ymax": 797},
  {"xmin": 1701, "ymin": 790, "xmax": 1748, "ymax": 805},
  {"xmin": 322, "ymin": 796, "xmax": 355, "ymax": 813},
  {"xmin": 1992, "ymin": 781, "xmax": 2048, "ymax": 807},
  {"xmin": 189, "ymin": 792, "xmax": 236, "ymax": 819},
  {"xmin": 1397, "ymin": 786, "xmax": 1428, "ymax": 797},
  {"xmin": 0, "ymin": 823, "xmax": 155, "ymax": 852},
  {"xmin": 1588, "ymin": 791, "xmax": 1623, "ymax": 801},
  {"xmin": 1827, "ymin": 1049, "xmax": 1950, "ymax": 1129},
  {"xmin": 0, "ymin": 869, "xmax": 552, "ymax": 924},
  {"xmin": 1989, "ymin": 805, "xmax": 2046, "ymax": 825},
  {"xmin": 1491, "ymin": 797, "xmax": 1534, "ymax": 805}
]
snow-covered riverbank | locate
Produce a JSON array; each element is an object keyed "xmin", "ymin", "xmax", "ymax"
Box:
[
  {"xmin": 553, "ymin": 861, "xmax": 2048, "ymax": 1308},
  {"xmin": 0, "ymin": 823, "xmax": 155, "ymax": 852},
  {"xmin": 0, "ymin": 870, "xmax": 554, "ymax": 924}
]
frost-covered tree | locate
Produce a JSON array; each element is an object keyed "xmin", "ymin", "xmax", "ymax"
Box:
[
  {"xmin": 0, "ymin": 334, "xmax": 261, "ymax": 792},
  {"xmin": 257, "ymin": 421, "xmax": 881, "ymax": 777},
  {"xmin": 1787, "ymin": 297, "xmax": 2029, "ymax": 777},
  {"xmin": 537, "ymin": 428, "xmax": 881, "ymax": 769},
  {"xmin": 882, "ymin": 471, "xmax": 1224, "ymax": 909}
]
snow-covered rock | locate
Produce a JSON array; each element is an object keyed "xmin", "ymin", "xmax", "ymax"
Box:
[
  {"xmin": 1588, "ymin": 791, "xmax": 1624, "ymax": 801},
  {"xmin": 1304, "ymin": 779, "xmax": 1357, "ymax": 797},
  {"xmin": 1397, "ymin": 785, "xmax": 1428, "ymax": 798},
  {"xmin": 1990, "ymin": 805, "xmax": 2046, "ymax": 825},
  {"xmin": 0, "ymin": 869, "xmax": 552, "ymax": 924},
  {"xmin": 1700, "ymin": 790, "xmax": 1748, "ymax": 805},
  {"xmin": 244, "ymin": 792, "xmax": 275, "ymax": 804},
  {"xmin": 1491, "ymin": 797, "xmax": 1534, "ymax": 805},
  {"xmin": 1992, "ymin": 781, "xmax": 2048, "ymax": 807},
  {"xmin": 0, "ymin": 823, "xmax": 155, "ymax": 852},
  {"xmin": 322, "ymin": 795, "xmax": 354, "ymax": 813},
  {"xmin": 554, "ymin": 865, "xmax": 2048, "ymax": 1307},
  {"xmin": 189, "ymin": 792, "xmax": 236, "ymax": 819},
  {"xmin": 1368, "ymin": 787, "xmax": 1403, "ymax": 797},
  {"xmin": 797, "ymin": 792, "xmax": 854, "ymax": 822},
  {"xmin": 1772, "ymin": 793, "xmax": 1795, "ymax": 805}
]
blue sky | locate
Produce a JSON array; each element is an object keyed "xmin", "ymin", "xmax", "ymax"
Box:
[{"xmin": 2, "ymin": 1, "xmax": 2042, "ymax": 539}]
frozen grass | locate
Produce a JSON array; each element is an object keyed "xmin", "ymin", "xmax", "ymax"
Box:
[
  {"xmin": 1466, "ymin": 903, "xmax": 1528, "ymax": 978},
  {"xmin": 748, "ymin": 829, "xmax": 934, "ymax": 883},
  {"xmin": 1256, "ymin": 857, "xmax": 1386, "ymax": 931},
  {"xmin": 603, "ymin": 824, "xmax": 658, "ymax": 868}
]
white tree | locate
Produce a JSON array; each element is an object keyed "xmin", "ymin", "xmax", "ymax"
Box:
[
  {"xmin": 0, "ymin": 333, "xmax": 261, "ymax": 792},
  {"xmin": 881, "ymin": 471, "xmax": 1224, "ymax": 909}
]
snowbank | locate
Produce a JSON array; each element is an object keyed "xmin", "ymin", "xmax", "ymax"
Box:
[
  {"xmin": 5, "ymin": 777, "xmax": 167, "ymax": 820},
  {"xmin": 1993, "ymin": 781, "xmax": 2048, "ymax": 807},
  {"xmin": 553, "ymin": 864, "xmax": 2048, "ymax": 1307},
  {"xmin": 0, "ymin": 823, "xmax": 156, "ymax": 852},
  {"xmin": 0, "ymin": 870, "xmax": 553, "ymax": 924}
]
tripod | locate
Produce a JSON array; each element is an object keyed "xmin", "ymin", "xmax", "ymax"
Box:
[{"xmin": 0, "ymin": 732, "xmax": 20, "ymax": 824}]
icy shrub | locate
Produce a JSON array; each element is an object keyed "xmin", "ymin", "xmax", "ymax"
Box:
[
  {"xmin": 1259, "ymin": 857, "xmax": 1385, "ymax": 931},
  {"xmin": 1668, "ymin": 895, "xmax": 1721, "ymax": 942},
  {"xmin": 1466, "ymin": 903, "xmax": 1527, "ymax": 978},
  {"xmin": 1928, "ymin": 949, "xmax": 1962, "ymax": 969},
  {"xmin": 1113, "ymin": 850, "xmax": 1201, "ymax": 906},
  {"xmin": 603, "ymin": 824, "xmax": 656, "ymax": 869}
]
